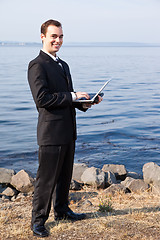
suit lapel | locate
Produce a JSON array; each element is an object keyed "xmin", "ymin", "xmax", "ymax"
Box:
[{"xmin": 39, "ymin": 50, "xmax": 73, "ymax": 90}]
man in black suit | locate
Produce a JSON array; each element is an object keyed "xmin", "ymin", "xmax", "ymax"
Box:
[{"xmin": 28, "ymin": 19, "xmax": 102, "ymax": 237}]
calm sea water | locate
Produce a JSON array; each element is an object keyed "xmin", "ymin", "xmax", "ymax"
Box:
[{"xmin": 0, "ymin": 45, "xmax": 160, "ymax": 176}]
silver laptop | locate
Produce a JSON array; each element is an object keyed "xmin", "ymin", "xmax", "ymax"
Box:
[{"xmin": 75, "ymin": 78, "xmax": 111, "ymax": 103}]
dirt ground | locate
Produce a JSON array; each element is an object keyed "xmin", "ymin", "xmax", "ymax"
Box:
[{"xmin": 0, "ymin": 187, "xmax": 160, "ymax": 240}]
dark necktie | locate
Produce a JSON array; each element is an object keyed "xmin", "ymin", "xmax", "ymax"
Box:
[
  {"xmin": 55, "ymin": 59, "xmax": 67, "ymax": 77},
  {"xmin": 55, "ymin": 58, "xmax": 63, "ymax": 68}
]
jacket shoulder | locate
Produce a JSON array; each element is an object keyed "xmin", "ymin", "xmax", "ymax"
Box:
[{"xmin": 28, "ymin": 53, "xmax": 43, "ymax": 68}]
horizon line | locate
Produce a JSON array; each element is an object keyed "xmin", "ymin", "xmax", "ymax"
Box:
[{"xmin": 0, "ymin": 41, "xmax": 160, "ymax": 47}]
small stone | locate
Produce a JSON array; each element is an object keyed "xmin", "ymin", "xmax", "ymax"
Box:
[
  {"xmin": 2, "ymin": 195, "xmax": 10, "ymax": 201},
  {"xmin": 11, "ymin": 195, "xmax": 16, "ymax": 201},
  {"xmin": 2, "ymin": 187, "xmax": 18, "ymax": 197}
]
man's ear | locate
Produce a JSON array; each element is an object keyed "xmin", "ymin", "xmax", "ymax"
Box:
[{"xmin": 40, "ymin": 33, "xmax": 45, "ymax": 41}]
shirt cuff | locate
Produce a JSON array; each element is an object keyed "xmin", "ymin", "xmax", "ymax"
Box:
[{"xmin": 71, "ymin": 92, "xmax": 77, "ymax": 101}]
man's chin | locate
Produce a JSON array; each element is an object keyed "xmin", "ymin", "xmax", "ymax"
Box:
[
  {"xmin": 48, "ymin": 49, "xmax": 59, "ymax": 56},
  {"xmin": 53, "ymin": 46, "xmax": 61, "ymax": 51}
]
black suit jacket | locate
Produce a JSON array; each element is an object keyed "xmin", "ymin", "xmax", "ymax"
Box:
[{"xmin": 28, "ymin": 50, "xmax": 85, "ymax": 146}]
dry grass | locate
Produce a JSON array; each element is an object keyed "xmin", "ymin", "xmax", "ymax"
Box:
[{"xmin": 0, "ymin": 188, "xmax": 160, "ymax": 240}]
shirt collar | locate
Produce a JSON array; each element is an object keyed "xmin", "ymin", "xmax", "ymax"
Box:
[{"xmin": 41, "ymin": 49, "xmax": 59, "ymax": 62}]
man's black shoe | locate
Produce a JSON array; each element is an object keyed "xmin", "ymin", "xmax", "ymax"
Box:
[
  {"xmin": 32, "ymin": 224, "xmax": 49, "ymax": 237},
  {"xmin": 55, "ymin": 209, "xmax": 86, "ymax": 221}
]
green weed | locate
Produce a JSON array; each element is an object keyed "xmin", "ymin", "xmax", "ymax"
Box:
[{"xmin": 98, "ymin": 196, "xmax": 113, "ymax": 213}]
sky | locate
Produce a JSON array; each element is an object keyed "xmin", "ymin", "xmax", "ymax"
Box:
[{"xmin": 0, "ymin": 0, "xmax": 160, "ymax": 44}]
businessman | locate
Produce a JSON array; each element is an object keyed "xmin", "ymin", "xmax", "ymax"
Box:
[{"xmin": 28, "ymin": 19, "xmax": 102, "ymax": 237}]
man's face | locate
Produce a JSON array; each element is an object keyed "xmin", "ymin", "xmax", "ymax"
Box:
[{"xmin": 41, "ymin": 25, "xmax": 63, "ymax": 56}]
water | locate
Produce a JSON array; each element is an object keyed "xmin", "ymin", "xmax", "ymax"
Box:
[{"xmin": 0, "ymin": 45, "xmax": 160, "ymax": 176}]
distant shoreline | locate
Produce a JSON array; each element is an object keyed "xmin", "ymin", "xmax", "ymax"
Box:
[{"xmin": 0, "ymin": 41, "xmax": 160, "ymax": 47}]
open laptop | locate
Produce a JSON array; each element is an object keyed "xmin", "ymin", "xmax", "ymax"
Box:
[{"xmin": 75, "ymin": 78, "xmax": 111, "ymax": 103}]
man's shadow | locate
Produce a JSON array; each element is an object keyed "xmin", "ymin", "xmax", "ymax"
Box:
[{"xmin": 46, "ymin": 190, "xmax": 160, "ymax": 229}]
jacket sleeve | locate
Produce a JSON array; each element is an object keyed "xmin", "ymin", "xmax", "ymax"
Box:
[
  {"xmin": 73, "ymin": 102, "xmax": 88, "ymax": 112},
  {"xmin": 28, "ymin": 62, "xmax": 72, "ymax": 110}
]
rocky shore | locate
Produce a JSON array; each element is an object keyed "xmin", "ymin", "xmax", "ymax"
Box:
[
  {"xmin": 0, "ymin": 162, "xmax": 160, "ymax": 239},
  {"xmin": 0, "ymin": 162, "xmax": 160, "ymax": 201}
]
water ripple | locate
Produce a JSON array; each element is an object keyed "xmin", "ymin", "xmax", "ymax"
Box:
[{"xmin": 0, "ymin": 45, "xmax": 160, "ymax": 174}]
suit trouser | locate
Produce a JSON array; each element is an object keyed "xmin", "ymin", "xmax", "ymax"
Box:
[{"xmin": 31, "ymin": 141, "xmax": 75, "ymax": 226}]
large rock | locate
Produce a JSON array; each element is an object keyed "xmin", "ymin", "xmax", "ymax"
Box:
[
  {"xmin": 129, "ymin": 179, "xmax": 149, "ymax": 193},
  {"xmin": 143, "ymin": 162, "xmax": 160, "ymax": 191},
  {"xmin": 81, "ymin": 167, "xmax": 106, "ymax": 188},
  {"xmin": 104, "ymin": 184, "xmax": 128, "ymax": 195},
  {"xmin": 0, "ymin": 168, "xmax": 15, "ymax": 184},
  {"xmin": 105, "ymin": 171, "xmax": 117, "ymax": 187},
  {"xmin": 72, "ymin": 163, "xmax": 88, "ymax": 182},
  {"xmin": 102, "ymin": 164, "xmax": 127, "ymax": 180},
  {"xmin": 121, "ymin": 177, "xmax": 149, "ymax": 193},
  {"xmin": 10, "ymin": 170, "xmax": 34, "ymax": 193}
]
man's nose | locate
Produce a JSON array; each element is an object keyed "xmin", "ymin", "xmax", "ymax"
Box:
[{"xmin": 55, "ymin": 37, "xmax": 60, "ymax": 42}]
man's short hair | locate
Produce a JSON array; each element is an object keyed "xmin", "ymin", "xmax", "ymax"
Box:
[{"xmin": 41, "ymin": 19, "xmax": 62, "ymax": 36}]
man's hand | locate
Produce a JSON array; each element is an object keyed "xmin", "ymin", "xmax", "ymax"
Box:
[
  {"xmin": 75, "ymin": 92, "xmax": 103, "ymax": 109},
  {"xmin": 75, "ymin": 92, "xmax": 90, "ymax": 100},
  {"xmin": 82, "ymin": 95, "xmax": 103, "ymax": 109},
  {"xmin": 94, "ymin": 95, "xmax": 103, "ymax": 104}
]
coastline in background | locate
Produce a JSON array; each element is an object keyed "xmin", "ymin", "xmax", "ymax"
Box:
[{"xmin": 1, "ymin": 41, "xmax": 160, "ymax": 47}]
